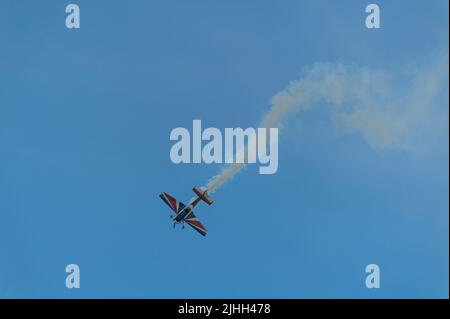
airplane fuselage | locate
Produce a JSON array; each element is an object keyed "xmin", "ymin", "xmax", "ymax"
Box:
[{"xmin": 173, "ymin": 196, "xmax": 202, "ymax": 223}]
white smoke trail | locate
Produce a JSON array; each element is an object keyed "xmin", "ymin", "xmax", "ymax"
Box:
[{"xmin": 206, "ymin": 50, "xmax": 449, "ymax": 194}]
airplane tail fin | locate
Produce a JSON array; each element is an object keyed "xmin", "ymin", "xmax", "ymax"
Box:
[{"xmin": 193, "ymin": 186, "xmax": 213, "ymax": 205}]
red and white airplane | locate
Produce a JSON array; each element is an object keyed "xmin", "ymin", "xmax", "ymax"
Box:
[{"xmin": 159, "ymin": 186, "xmax": 212, "ymax": 236}]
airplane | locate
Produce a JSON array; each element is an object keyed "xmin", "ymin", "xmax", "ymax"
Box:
[{"xmin": 159, "ymin": 186, "xmax": 213, "ymax": 236}]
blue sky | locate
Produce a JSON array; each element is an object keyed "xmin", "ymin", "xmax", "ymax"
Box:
[{"xmin": 0, "ymin": 0, "xmax": 448, "ymax": 298}]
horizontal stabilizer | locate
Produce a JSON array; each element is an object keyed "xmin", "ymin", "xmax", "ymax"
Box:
[{"xmin": 193, "ymin": 186, "xmax": 213, "ymax": 205}]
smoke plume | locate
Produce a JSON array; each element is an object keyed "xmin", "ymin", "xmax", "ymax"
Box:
[{"xmin": 206, "ymin": 50, "xmax": 449, "ymax": 193}]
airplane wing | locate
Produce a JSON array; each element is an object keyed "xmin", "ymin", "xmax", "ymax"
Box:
[
  {"xmin": 159, "ymin": 192, "xmax": 186, "ymax": 214},
  {"xmin": 184, "ymin": 211, "xmax": 208, "ymax": 236}
]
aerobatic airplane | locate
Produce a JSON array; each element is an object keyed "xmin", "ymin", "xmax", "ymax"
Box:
[{"xmin": 159, "ymin": 186, "xmax": 212, "ymax": 236}]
